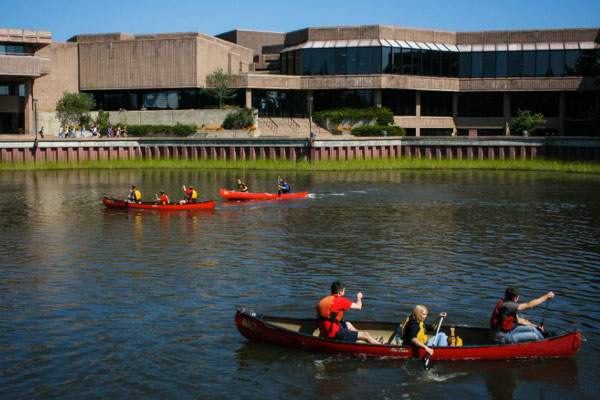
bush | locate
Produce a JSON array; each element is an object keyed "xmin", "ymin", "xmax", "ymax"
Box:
[
  {"xmin": 352, "ymin": 125, "xmax": 405, "ymax": 137},
  {"xmin": 313, "ymin": 107, "xmax": 394, "ymax": 126},
  {"xmin": 125, "ymin": 124, "xmax": 197, "ymax": 137},
  {"xmin": 222, "ymin": 107, "xmax": 255, "ymax": 130}
]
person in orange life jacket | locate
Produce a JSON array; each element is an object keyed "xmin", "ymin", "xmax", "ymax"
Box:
[
  {"xmin": 317, "ymin": 281, "xmax": 382, "ymax": 344},
  {"xmin": 490, "ymin": 287, "xmax": 554, "ymax": 344},
  {"xmin": 401, "ymin": 305, "xmax": 448, "ymax": 357},
  {"xmin": 127, "ymin": 185, "xmax": 141, "ymax": 203},
  {"xmin": 154, "ymin": 190, "xmax": 169, "ymax": 205},
  {"xmin": 237, "ymin": 179, "xmax": 248, "ymax": 192},
  {"xmin": 277, "ymin": 176, "xmax": 290, "ymax": 195},
  {"xmin": 179, "ymin": 185, "xmax": 197, "ymax": 204}
]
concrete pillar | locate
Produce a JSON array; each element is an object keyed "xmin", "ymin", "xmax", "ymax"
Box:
[
  {"xmin": 558, "ymin": 92, "xmax": 565, "ymax": 136},
  {"xmin": 245, "ymin": 89, "xmax": 252, "ymax": 108},
  {"xmin": 503, "ymin": 92, "xmax": 511, "ymax": 135},
  {"xmin": 24, "ymin": 79, "xmax": 33, "ymax": 135},
  {"xmin": 374, "ymin": 89, "xmax": 382, "ymax": 108},
  {"xmin": 415, "ymin": 90, "xmax": 421, "ymax": 137}
]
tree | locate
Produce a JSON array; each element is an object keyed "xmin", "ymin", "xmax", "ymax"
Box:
[
  {"xmin": 511, "ymin": 109, "xmax": 547, "ymax": 136},
  {"xmin": 55, "ymin": 92, "xmax": 96, "ymax": 126},
  {"xmin": 204, "ymin": 68, "xmax": 237, "ymax": 108},
  {"xmin": 222, "ymin": 107, "xmax": 256, "ymax": 129}
]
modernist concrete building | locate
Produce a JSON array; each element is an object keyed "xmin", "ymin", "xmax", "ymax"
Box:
[{"xmin": 1, "ymin": 25, "xmax": 599, "ymax": 137}]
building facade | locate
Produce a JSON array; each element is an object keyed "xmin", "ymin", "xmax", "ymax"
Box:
[{"xmin": 1, "ymin": 25, "xmax": 599, "ymax": 137}]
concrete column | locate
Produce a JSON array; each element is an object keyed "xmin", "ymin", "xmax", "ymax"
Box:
[
  {"xmin": 24, "ymin": 79, "xmax": 33, "ymax": 135},
  {"xmin": 415, "ymin": 90, "xmax": 421, "ymax": 136},
  {"xmin": 374, "ymin": 89, "xmax": 382, "ymax": 108},
  {"xmin": 245, "ymin": 89, "xmax": 252, "ymax": 108},
  {"xmin": 503, "ymin": 92, "xmax": 511, "ymax": 135},
  {"xmin": 558, "ymin": 92, "xmax": 565, "ymax": 136}
]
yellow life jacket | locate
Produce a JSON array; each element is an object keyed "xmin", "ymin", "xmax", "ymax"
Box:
[
  {"xmin": 191, "ymin": 189, "xmax": 198, "ymax": 200},
  {"xmin": 401, "ymin": 316, "xmax": 428, "ymax": 344},
  {"xmin": 134, "ymin": 190, "xmax": 141, "ymax": 201}
]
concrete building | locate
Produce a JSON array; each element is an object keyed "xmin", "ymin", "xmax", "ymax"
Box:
[{"xmin": 1, "ymin": 25, "xmax": 599, "ymax": 137}]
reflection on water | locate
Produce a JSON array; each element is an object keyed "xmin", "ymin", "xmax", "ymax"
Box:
[{"xmin": 1, "ymin": 169, "xmax": 599, "ymax": 399}]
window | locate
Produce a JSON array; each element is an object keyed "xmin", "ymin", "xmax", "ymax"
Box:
[
  {"xmin": 459, "ymin": 52, "xmax": 472, "ymax": 78},
  {"xmin": 401, "ymin": 48, "xmax": 412, "ymax": 75},
  {"xmin": 382, "ymin": 90, "xmax": 416, "ymax": 115},
  {"xmin": 511, "ymin": 92, "xmax": 559, "ymax": 117},
  {"xmin": 523, "ymin": 50, "xmax": 535, "ymax": 77},
  {"xmin": 483, "ymin": 51, "xmax": 496, "ymax": 78},
  {"xmin": 549, "ymin": 50, "xmax": 565, "ymax": 77},
  {"xmin": 458, "ymin": 92, "xmax": 503, "ymax": 117},
  {"xmin": 441, "ymin": 52, "xmax": 451, "ymax": 77},
  {"xmin": 358, "ymin": 47, "xmax": 371, "ymax": 74},
  {"xmin": 347, "ymin": 48, "xmax": 358, "ymax": 74},
  {"xmin": 507, "ymin": 51, "xmax": 522, "ymax": 77},
  {"xmin": 311, "ymin": 48, "xmax": 324, "ymax": 75},
  {"xmin": 301, "ymin": 49, "xmax": 311, "ymax": 75},
  {"xmin": 565, "ymin": 49, "xmax": 579, "ymax": 76},
  {"xmin": 422, "ymin": 49, "xmax": 432, "ymax": 76},
  {"xmin": 471, "ymin": 51, "xmax": 483, "ymax": 78},
  {"xmin": 411, "ymin": 49, "xmax": 421, "ymax": 75},
  {"xmin": 496, "ymin": 51, "xmax": 507, "ymax": 78},
  {"xmin": 421, "ymin": 91, "xmax": 453, "ymax": 116},
  {"xmin": 323, "ymin": 48, "xmax": 335, "ymax": 75},
  {"xmin": 334, "ymin": 48, "xmax": 347, "ymax": 75},
  {"xmin": 535, "ymin": 50, "xmax": 549, "ymax": 77},
  {"xmin": 370, "ymin": 47, "xmax": 381, "ymax": 74},
  {"xmin": 382, "ymin": 47, "xmax": 392, "ymax": 74}
]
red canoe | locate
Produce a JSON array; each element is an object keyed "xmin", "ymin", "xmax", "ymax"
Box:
[
  {"xmin": 235, "ymin": 309, "xmax": 582, "ymax": 360},
  {"xmin": 102, "ymin": 196, "xmax": 215, "ymax": 211},
  {"xmin": 220, "ymin": 189, "xmax": 308, "ymax": 200}
]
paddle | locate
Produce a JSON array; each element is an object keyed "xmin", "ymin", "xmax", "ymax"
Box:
[
  {"xmin": 539, "ymin": 297, "xmax": 551, "ymax": 329},
  {"xmin": 424, "ymin": 316, "xmax": 444, "ymax": 369}
]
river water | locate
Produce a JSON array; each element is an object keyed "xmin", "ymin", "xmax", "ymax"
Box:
[{"xmin": 1, "ymin": 169, "xmax": 599, "ymax": 399}]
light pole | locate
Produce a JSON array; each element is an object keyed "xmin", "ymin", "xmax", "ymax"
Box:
[
  {"xmin": 308, "ymin": 96, "xmax": 314, "ymax": 139},
  {"xmin": 33, "ymin": 98, "xmax": 38, "ymax": 139}
]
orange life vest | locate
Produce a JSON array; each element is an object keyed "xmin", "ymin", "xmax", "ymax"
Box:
[
  {"xmin": 317, "ymin": 295, "xmax": 344, "ymax": 337},
  {"xmin": 490, "ymin": 300, "xmax": 515, "ymax": 331}
]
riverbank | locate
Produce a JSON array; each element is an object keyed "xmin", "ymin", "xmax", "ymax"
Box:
[{"xmin": 2, "ymin": 157, "xmax": 600, "ymax": 174}]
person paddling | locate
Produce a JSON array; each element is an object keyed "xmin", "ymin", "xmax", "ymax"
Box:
[
  {"xmin": 490, "ymin": 287, "xmax": 554, "ymax": 344},
  {"xmin": 154, "ymin": 190, "xmax": 169, "ymax": 205},
  {"xmin": 179, "ymin": 185, "xmax": 197, "ymax": 204},
  {"xmin": 127, "ymin": 185, "xmax": 141, "ymax": 203},
  {"xmin": 401, "ymin": 305, "xmax": 448, "ymax": 357},
  {"xmin": 316, "ymin": 281, "xmax": 383, "ymax": 344},
  {"xmin": 277, "ymin": 176, "xmax": 290, "ymax": 195},
  {"xmin": 237, "ymin": 179, "xmax": 248, "ymax": 192}
]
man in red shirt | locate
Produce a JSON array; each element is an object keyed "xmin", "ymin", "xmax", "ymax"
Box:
[{"xmin": 317, "ymin": 281, "xmax": 382, "ymax": 344}]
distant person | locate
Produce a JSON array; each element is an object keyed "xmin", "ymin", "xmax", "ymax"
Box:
[
  {"xmin": 179, "ymin": 185, "xmax": 197, "ymax": 204},
  {"xmin": 67, "ymin": 126, "xmax": 74, "ymax": 138},
  {"xmin": 154, "ymin": 190, "xmax": 169, "ymax": 205},
  {"xmin": 107, "ymin": 125, "xmax": 113, "ymax": 137},
  {"xmin": 122, "ymin": 124, "xmax": 128, "ymax": 137},
  {"xmin": 237, "ymin": 179, "xmax": 248, "ymax": 192},
  {"xmin": 490, "ymin": 287, "xmax": 554, "ymax": 344},
  {"xmin": 58, "ymin": 126, "xmax": 64, "ymax": 138},
  {"xmin": 115, "ymin": 126, "xmax": 121, "ymax": 137},
  {"xmin": 317, "ymin": 281, "xmax": 382, "ymax": 344},
  {"xmin": 127, "ymin": 185, "xmax": 141, "ymax": 203},
  {"xmin": 277, "ymin": 176, "xmax": 290, "ymax": 195},
  {"xmin": 401, "ymin": 305, "xmax": 448, "ymax": 357},
  {"xmin": 38, "ymin": 126, "xmax": 45, "ymax": 138},
  {"xmin": 80, "ymin": 125, "xmax": 86, "ymax": 138}
]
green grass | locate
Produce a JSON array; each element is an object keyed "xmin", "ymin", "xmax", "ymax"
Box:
[{"xmin": 1, "ymin": 157, "xmax": 600, "ymax": 174}]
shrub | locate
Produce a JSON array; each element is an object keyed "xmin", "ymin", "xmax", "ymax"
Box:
[
  {"xmin": 222, "ymin": 107, "xmax": 255, "ymax": 130},
  {"xmin": 352, "ymin": 125, "xmax": 405, "ymax": 137},
  {"xmin": 55, "ymin": 92, "xmax": 96, "ymax": 126},
  {"xmin": 313, "ymin": 107, "xmax": 394, "ymax": 126}
]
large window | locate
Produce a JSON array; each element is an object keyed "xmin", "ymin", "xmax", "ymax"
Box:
[
  {"xmin": 535, "ymin": 50, "xmax": 550, "ymax": 77},
  {"xmin": 523, "ymin": 50, "xmax": 536, "ymax": 77},
  {"xmin": 314, "ymin": 89, "xmax": 373, "ymax": 111},
  {"xmin": 421, "ymin": 91, "xmax": 453, "ymax": 116},
  {"xmin": 382, "ymin": 90, "xmax": 416, "ymax": 115},
  {"xmin": 483, "ymin": 51, "xmax": 496, "ymax": 78},
  {"xmin": 511, "ymin": 92, "xmax": 559, "ymax": 117},
  {"xmin": 458, "ymin": 92, "xmax": 503, "ymax": 117}
]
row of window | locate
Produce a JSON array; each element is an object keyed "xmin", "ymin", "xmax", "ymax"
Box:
[
  {"xmin": 0, "ymin": 44, "xmax": 25, "ymax": 55},
  {"xmin": 0, "ymin": 81, "xmax": 25, "ymax": 96},
  {"xmin": 281, "ymin": 47, "xmax": 598, "ymax": 78}
]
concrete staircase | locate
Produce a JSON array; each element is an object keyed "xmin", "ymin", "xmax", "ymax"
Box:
[{"xmin": 258, "ymin": 117, "xmax": 335, "ymax": 138}]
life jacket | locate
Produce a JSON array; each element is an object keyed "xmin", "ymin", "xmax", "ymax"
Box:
[
  {"xmin": 317, "ymin": 295, "xmax": 344, "ymax": 337},
  {"xmin": 401, "ymin": 316, "xmax": 428, "ymax": 344},
  {"xmin": 187, "ymin": 189, "xmax": 198, "ymax": 201},
  {"xmin": 238, "ymin": 183, "xmax": 248, "ymax": 192},
  {"xmin": 134, "ymin": 190, "xmax": 141, "ymax": 201},
  {"xmin": 160, "ymin": 194, "xmax": 169, "ymax": 204},
  {"xmin": 490, "ymin": 300, "xmax": 515, "ymax": 331}
]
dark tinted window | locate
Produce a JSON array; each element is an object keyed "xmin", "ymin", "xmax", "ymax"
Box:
[
  {"xmin": 421, "ymin": 91, "xmax": 453, "ymax": 116},
  {"xmin": 459, "ymin": 52, "xmax": 472, "ymax": 78},
  {"xmin": 507, "ymin": 51, "xmax": 522, "ymax": 77},
  {"xmin": 382, "ymin": 89, "xmax": 416, "ymax": 115},
  {"xmin": 347, "ymin": 48, "xmax": 358, "ymax": 74},
  {"xmin": 323, "ymin": 49, "xmax": 335, "ymax": 75},
  {"xmin": 411, "ymin": 49, "xmax": 421, "ymax": 75},
  {"xmin": 458, "ymin": 92, "xmax": 503, "ymax": 117},
  {"xmin": 370, "ymin": 47, "xmax": 381, "ymax": 74},
  {"xmin": 441, "ymin": 52, "xmax": 451, "ymax": 77},
  {"xmin": 549, "ymin": 50, "xmax": 564, "ymax": 77},
  {"xmin": 471, "ymin": 52, "xmax": 483, "ymax": 78},
  {"xmin": 422, "ymin": 49, "xmax": 432, "ymax": 76},
  {"xmin": 358, "ymin": 47, "xmax": 371, "ymax": 74},
  {"xmin": 391, "ymin": 47, "xmax": 402, "ymax": 74},
  {"xmin": 311, "ymin": 48, "xmax": 324, "ymax": 75},
  {"xmin": 334, "ymin": 48, "xmax": 347, "ymax": 75},
  {"xmin": 523, "ymin": 50, "xmax": 535, "ymax": 77},
  {"xmin": 565, "ymin": 49, "xmax": 579, "ymax": 76},
  {"xmin": 382, "ymin": 47, "xmax": 392, "ymax": 73},
  {"xmin": 301, "ymin": 49, "xmax": 311, "ymax": 75},
  {"xmin": 496, "ymin": 51, "xmax": 507, "ymax": 77},
  {"xmin": 450, "ymin": 52, "xmax": 459, "ymax": 77},
  {"xmin": 401, "ymin": 48, "xmax": 412, "ymax": 75},
  {"xmin": 511, "ymin": 92, "xmax": 559, "ymax": 117},
  {"xmin": 483, "ymin": 51, "xmax": 496, "ymax": 78},
  {"xmin": 535, "ymin": 50, "xmax": 549, "ymax": 77}
]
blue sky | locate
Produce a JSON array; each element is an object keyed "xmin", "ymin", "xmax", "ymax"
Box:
[{"xmin": 4, "ymin": 0, "xmax": 599, "ymax": 42}]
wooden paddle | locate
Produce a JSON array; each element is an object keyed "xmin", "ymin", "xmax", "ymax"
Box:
[
  {"xmin": 539, "ymin": 297, "xmax": 551, "ymax": 329},
  {"xmin": 424, "ymin": 316, "xmax": 444, "ymax": 369}
]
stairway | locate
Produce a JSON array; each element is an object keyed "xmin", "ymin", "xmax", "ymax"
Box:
[{"xmin": 258, "ymin": 117, "xmax": 334, "ymax": 138}]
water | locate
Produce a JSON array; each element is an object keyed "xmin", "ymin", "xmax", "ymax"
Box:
[{"xmin": 1, "ymin": 169, "xmax": 599, "ymax": 399}]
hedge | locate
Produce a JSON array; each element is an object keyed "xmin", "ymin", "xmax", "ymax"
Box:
[
  {"xmin": 313, "ymin": 107, "xmax": 394, "ymax": 126},
  {"xmin": 351, "ymin": 125, "xmax": 405, "ymax": 137},
  {"xmin": 125, "ymin": 124, "xmax": 198, "ymax": 137}
]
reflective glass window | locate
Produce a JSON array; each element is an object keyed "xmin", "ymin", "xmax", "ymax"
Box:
[
  {"xmin": 496, "ymin": 51, "xmax": 507, "ymax": 77},
  {"xmin": 441, "ymin": 52, "xmax": 451, "ymax": 77},
  {"xmin": 535, "ymin": 50, "xmax": 549, "ymax": 77},
  {"xmin": 459, "ymin": 52, "xmax": 472, "ymax": 78},
  {"xmin": 483, "ymin": 51, "xmax": 496, "ymax": 78},
  {"xmin": 347, "ymin": 48, "xmax": 358, "ymax": 74},
  {"xmin": 19, "ymin": 83, "xmax": 24, "ymax": 97},
  {"xmin": 411, "ymin": 49, "xmax": 421, "ymax": 75},
  {"xmin": 431, "ymin": 50, "xmax": 441, "ymax": 77},
  {"xmin": 450, "ymin": 52, "xmax": 459, "ymax": 77},
  {"xmin": 421, "ymin": 91, "xmax": 453, "ymax": 116},
  {"xmin": 311, "ymin": 48, "xmax": 324, "ymax": 75},
  {"xmin": 458, "ymin": 92, "xmax": 503, "ymax": 117},
  {"xmin": 511, "ymin": 92, "xmax": 559, "ymax": 117},
  {"xmin": 507, "ymin": 51, "xmax": 522, "ymax": 77},
  {"xmin": 565, "ymin": 49, "xmax": 579, "ymax": 76},
  {"xmin": 0, "ymin": 45, "xmax": 5, "ymax": 55},
  {"xmin": 382, "ymin": 89, "xmax": 416, "ymax": 115},
  {"xmin": 301, "ymin": 49, "xmax": 311, "ymax": 75},
  {"xmin": 471, "ymin": 51, "xmax": 483, "ymax": 78},
  {"xmin": 358, "ymin": 47, "xmax": 371, "ymax": 74},
  {"xmin": 370, "ymin": 47, "xmax": 381, "ymax": 74},
  {"xmin": 334, "ymin": 48, "xmax": 347, "ymax": 75},
  {"xmin": 281, "ymin": 52, "xmax": 287, "ymax": 74},
  {"xmin": 401, "ymin": 48, "xmax": 412, "ymax": 74},
  {"xmin": 382, "ymin": 47, "xmax": 392, "ymax": 73},
  {"xmin": 391, "ymin": 47, "xmax": 402, "ymax": 74},
  {"xmin": 421, "ymin": 49, "xmax": 432, "ymax": 76},
  {"xmin": 523, "ymin": 50, "xmax": 535, "ymax": 77},
  {"xmin": 550, "ymin": 50, "xmax": 565, "ymax": 77},
  {"xmin": 323, "ymin": 48, "xmax": 335, "ymax": 75},
  {"xmin": 579, "ymin": 50, "xmax": 596, "ymax": 76}
]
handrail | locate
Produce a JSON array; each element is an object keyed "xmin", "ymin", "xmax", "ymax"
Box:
[
  {"xmin": 260, "ymin": 117, "xmax": 278, "ymax": 133},
  {"xmin": 287, "ymin": 118, "xmax": 300, "ymax": 132}
]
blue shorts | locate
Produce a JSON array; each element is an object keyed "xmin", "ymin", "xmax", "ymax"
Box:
[{"xmin": 334, "ymin": 321, "xmax": 359, "ymax": 343}]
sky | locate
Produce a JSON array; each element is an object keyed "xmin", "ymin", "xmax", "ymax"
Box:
[{"xmin": 3, "ymin": 0, "xmax": 599, "ymax": 42}]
